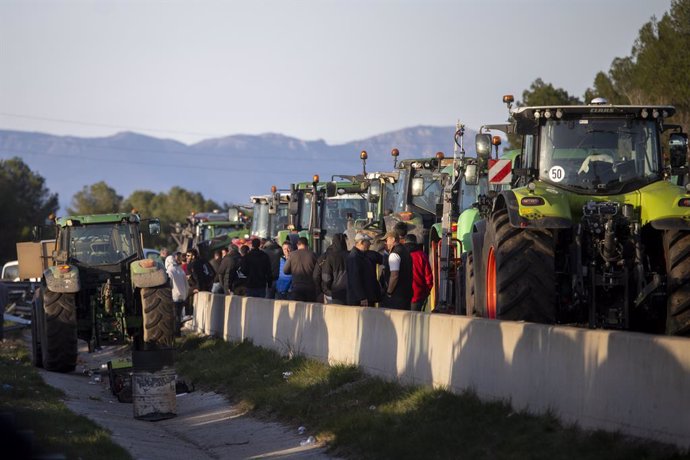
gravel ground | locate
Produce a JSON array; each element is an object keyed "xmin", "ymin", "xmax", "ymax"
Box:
[{"xmin": 35, "ymin": 334, "xmax": 334, "ymax": 460}]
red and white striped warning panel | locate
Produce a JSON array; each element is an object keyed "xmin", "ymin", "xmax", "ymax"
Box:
[{"xmin": 488, "ymin": 159, "xmax": 512, "ymax": 184}]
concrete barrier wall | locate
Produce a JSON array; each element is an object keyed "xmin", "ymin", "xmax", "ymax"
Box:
[{"xmin": 192, "ymin": 292, "xmax": 690, "ymax": 449}]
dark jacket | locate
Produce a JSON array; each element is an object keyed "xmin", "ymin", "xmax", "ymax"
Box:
[
  {"xmin": 382, "ymin": 242, "xmax": 413, "ymax": 309},
  {"xmin": 322, "ymin": 236, "xmax": 349, "ymax": 303},
  {"xmin": 241, "ymin": 248, "xmax": 272, "ymax": 289},
  {"xmin": 346, "ymin": 247, "xmax": 380, "ymax": 306},
  {"xmin": 283, "ymin": 248, "xmax": 318, "ymax": 290},
  {"xmin": 218, "ymin": 249, "xmax": 241, "ymax": 292},
  {"xmin": 209, "ymin": 257, "xmax": 222, "ymax": 283},
  {"xmin": 188, "ymin": 258, "xmax": 214, "ymax": 292},
  {"xmin": 262, "ymin": 241, "xmax": 283, "ymax": 281}
]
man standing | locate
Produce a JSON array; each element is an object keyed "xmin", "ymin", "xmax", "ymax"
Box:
[
  {"xmin": 322, "ymin": 233, "xmax": 349, "ymax": 305},
  {"xmin": 382, "ymin": 230, "xmax": 413, "ymax": 310},
  {"xmin": 261, "ymin": 238, "xmax": 283, "ymax": 299},
  {"xmin": 346, "ymin": 233, "xmax": 380, "ymax": 307},
  {"xmin": 283, "ymin": 237, "xmax": 318, "ymax": 301},
  {"xmin": 209, "ymin": 250, "xmax": 223, "ymax": 294},
  {"xmin": 242, "ymin": 239, "xmax": 272, "ymax": 298},
  {"xmin": 404, "ymin": 234, "xmax": 433, "ymax": 311},
  {"xmin": 218, "ymin": 244, "xmax": 241, "ymax": 294}
]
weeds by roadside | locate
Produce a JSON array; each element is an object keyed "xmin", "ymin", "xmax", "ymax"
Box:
[
  {"xmin": 175, "ymin": 335, "xmax": 687, "ymax": 460},
  {"xmin": 0, "ymin": 339, "xmax": 131, "ymax": 460}
]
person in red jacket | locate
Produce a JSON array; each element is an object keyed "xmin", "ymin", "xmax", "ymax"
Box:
[{"xmin": 404, "ymin": 234, "xmax": 433, "ymax": 311}]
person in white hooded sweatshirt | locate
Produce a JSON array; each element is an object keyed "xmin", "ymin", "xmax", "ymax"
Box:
[{"xmin": 166, "ymin": 254, "xmax": 189, "ymax": 336}]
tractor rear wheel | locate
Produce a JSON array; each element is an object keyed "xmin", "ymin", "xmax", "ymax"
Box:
[
  {"xmin": 41, "ymin": 289, "xmax": 77, "ymax": 373},
  {"xmin": 477, "ymin": 208, "xmax": 556, "ymax": 323},
  {"xmin": 664, "ymin": 230, "xmax": 690, "ymax": 335},
  {"xmin": 464, "ymin": 252, "xmax": 476, "ymax": 317},
  {"xmin": 142, "ymin": 287, "xmax": 176, "ymax": 348}
]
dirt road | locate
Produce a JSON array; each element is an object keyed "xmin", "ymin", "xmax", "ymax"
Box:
[{"xmin": 37, "ymin": 338, "xmax": 334, "ymax": 460}]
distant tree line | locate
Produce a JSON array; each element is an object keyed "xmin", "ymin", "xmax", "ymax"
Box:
[
  {"xmin": 508, "ymin": 0, "xmax": 690, "ymax": 147},
  {"xmin": 0, "ymin": 157, "xmax": 228, "ymax": 264}
]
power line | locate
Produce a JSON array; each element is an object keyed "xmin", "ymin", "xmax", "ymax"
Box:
[{"xmin": 0, "ymin": 112, "xmax": 225, "ymax": 138}]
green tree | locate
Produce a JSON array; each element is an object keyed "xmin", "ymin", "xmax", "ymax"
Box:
[
  {"xmin": 0, "ymin": 157, "xmax": 58, "ymax": 264},
  {"xmin": 68, "ymin": 181, "xmax": 123, "ymax": 215},
  {"xmin": 586, "ymin": 0, "xmax": 690, "ymax": 131},
  {"xmin": 508, "ymin": 78, "xmax": 582, "ymax": 148}
]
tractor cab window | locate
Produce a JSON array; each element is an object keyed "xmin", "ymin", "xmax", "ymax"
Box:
[
  {"xmin": 68, "ymin": 223, "xmax": 137, "ymax": 265},
  {"xmin": 322, "ymin": 195, "xmax": 368, "ymax": 235},
  {"xmin": 269, "ymin": 203, "xmax": 290, "ymax": 236},
  {"xmin": 299, "ymin": 193, "xmax": 313, "ymax": 230},
  {"xmin": 411, "ymin": 170, "xmax": 443, "ymax": 214},
  {"xmin": 251, "ymin": 202, "xmax": 269, "ymax": 237},
  {"xmin": 538, "ymin": 118, "xmax": 660, "ymax": 193},
  {"xmin": 382, "ymin": 181, "xmax": 397, "ymax": 216}
]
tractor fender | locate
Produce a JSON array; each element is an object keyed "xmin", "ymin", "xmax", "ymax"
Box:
[
  {"xmin": 131, "ymin": 259, "xmax": 167, "ymax": 288},
  {"xmin": 43, "ymin": 265, "xmax": 80, "ymax": 293},
  {"xmin": 499, "ymin": 188, "xmax": 572, "ymax": 229},
  {"xmin": 458, "ymin": 208, "xmax": 480, "ymax": 254},
  {"xmin": 650, "ymin": 219, "xmax": 690, "ymax": 230}
]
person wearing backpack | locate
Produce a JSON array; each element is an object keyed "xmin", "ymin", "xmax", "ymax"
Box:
[{"xmin": 322, "ymin": 233, "xmax": 349, "ymax": 305}]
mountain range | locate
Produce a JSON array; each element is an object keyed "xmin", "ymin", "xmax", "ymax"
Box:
[{"xmin": 0, "ymin": 125, "xmax": 478, "ymax": 214}]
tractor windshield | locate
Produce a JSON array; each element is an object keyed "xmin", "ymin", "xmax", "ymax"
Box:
[
  {"xmin": 299, "ymin": 193, "xmax": 313, "ymax": 230},
  {"xmin": 251, "ymin": 202, "xmax": 269, "ymax": 238},
  {"xmin": 393, "ymin": 169, "xmax": 443, "ymax": 215},
  {"xmin": 538, "ymin": 118, "xmax": 661, "ymax": 193},
  {"xmin": 68, "ymin": 223, "xmax": 138, "ymax": 265},
  {"xmin": 322, "ymin": 195, "xmax": 369, "ymax": 235}
]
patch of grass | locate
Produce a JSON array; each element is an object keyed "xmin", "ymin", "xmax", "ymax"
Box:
[
  {"xmin": 0, "ymin": 340, "xmax": 131, "ymax": 460},
  {"xmin": 176, "ymin": 335, "xmax": 688, "ymax": 460}
]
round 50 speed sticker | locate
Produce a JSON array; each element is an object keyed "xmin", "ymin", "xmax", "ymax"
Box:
[{"xmin": 549, "ymin": 166, "xmax": 565, "ymax": 182}]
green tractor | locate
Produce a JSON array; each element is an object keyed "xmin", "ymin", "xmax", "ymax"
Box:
[
  {"xmin": 469, "ymin": 95, "xmax": 690, "ymax": 335},
  {"xmin": 280, "ymin": 174, "xmax": 370, "ymax": 254},
  {"xmin": 171, "ymin": 208, "xmax": 248, "ymax": 260},
  {"xmin": 249, "ymin": 186, "xmax": 291, "ymax": 241},
  {"xmin": 31, "ymin": 213, "xmax": 175, "ymax": 372}
]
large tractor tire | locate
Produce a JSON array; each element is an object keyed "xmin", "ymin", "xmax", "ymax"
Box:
[
  {"xmin": 142, "ymin": 287, "xmax": 176, "ymax": 348},
  {"xmin": 41, "ymin": 290, "xmax": 78, "ymax": 373},
  {"xmin": 31, "ymin": 291, "xmax": 44, "ymax": 368},
  {"xmin": 464, "ymin": 252, "xmax": 476, "ymax": 317},
  {"xmin": 664, "ymin": 230, "xmax": 690, "ymax": 335},
  {"xmin": 476, "ymin": 208, "xmax": 556, "ymax": 323}
]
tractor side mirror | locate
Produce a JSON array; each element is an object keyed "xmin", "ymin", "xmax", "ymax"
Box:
[
  {"xmin": 411, "ymin": 177, "xmax": 425, "ymax": 197},
  {"xmin": 464, "ymin": 164, "xmax": 479, "ymax": 185},
  {"xmin": 148, "ymin": 219, "xmax": 161, "ymax": 236},
  {"xmin": 669, "ymin": 132, "xmax": 688, "ymax": 168},
  {"xmin": 326, "ymin": 182, "xmax": 337, "ymax": 197},
  {"xmin": 475, "ymin": 134, "xmax": 492, "ymax": 159}
]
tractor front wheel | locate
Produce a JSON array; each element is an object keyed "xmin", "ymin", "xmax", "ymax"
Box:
[
  {"xmin": 477, "ymin": 208, "xmax": 556, "ymax": 323},
  {"xmin": 41, "ymin": 289, "xmax": 78, "ymax": 373},
  {"xmin": 664, "ymin": 230, "xmax": 690, "ymax": 335},
  {"xmin": 142, "ymin": 287, "xmax": 176, "ymax": 348}
]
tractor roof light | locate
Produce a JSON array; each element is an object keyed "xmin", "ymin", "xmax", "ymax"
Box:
[
  {"xmin": 534, "ymin": 110, "xmax": 541, "ymax": 119},
  {"xmin": 641, "ymin": 108, "xmax": 649, "ymax": 119},
  {"xmin": 590, "ymin": 97, "xmax": 608, "ymax": 105},
  {"xmin": 685, "ymin": 183, "xmax": 690, "ymax": 194},
  {"xmin": 503, "ymin": 94, "xmax": 514, "ymax": 104},
  {"xmin": 313, "ymin": 174, "xmax": 319, "ymax": 183},
  {"xmin": 653, "ymin": 109, "xmax": 660, "ymax": 119},
  {"xmin": 556, "ymin": 109, "xmax": 563, "ymax": 119},
  {"xmin": 391, "ymin": 148, "xmax": 400, "ymax": 157},
  {"xmin": 491, "ymin": 136, "xmax": 502, "ymax": 146},
  {"xmin": 360, "ymin": 150, "xmax": 368, "ymax": 160},
  {"xmin": 435, "ymin": 151, "xmax": 445, "ymax": 160},
  {"xmin": 527, "ymin": 181, "xmax": 537, "ymax": 193},
  {"xmin": 544, "ymin": 110, "xmax": 552, "ymax": 119}
]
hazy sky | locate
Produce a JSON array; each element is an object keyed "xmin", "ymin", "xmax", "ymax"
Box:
[{"xmin": 0, "ymin": 0, "xmax": 673, "ymax": 145}]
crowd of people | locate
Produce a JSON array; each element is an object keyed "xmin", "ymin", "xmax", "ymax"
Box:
[{"xmin": 160, "ymin": 224, "xmax": 435, "ymax": 333}]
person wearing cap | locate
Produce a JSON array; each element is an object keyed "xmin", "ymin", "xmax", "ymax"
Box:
[
  {"xmin": 346, "ymin": 232, "xmax": 381, "ymax": 306},
  {"xmin": 382, "ymin": 230, "xmax": 413, "ymax": 310},
  {"xmin": 404, "ymin": 234, "xmax": 433, "ymax": 311}
]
